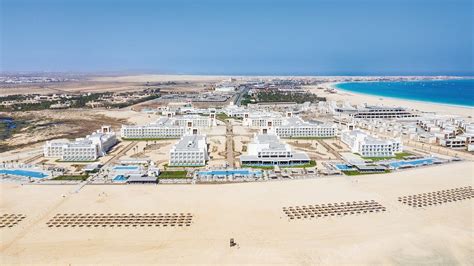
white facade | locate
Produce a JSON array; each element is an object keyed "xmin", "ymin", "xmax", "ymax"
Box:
[
  {"xmin": 121, "ymin": 113, "xmax": 216, "ymax": 140},
  {"xmin": 439, "ymin": 134, "xmax": 474, "ymax": 149},
  {"xmin": 329, "ymin": 102, "xmax": 418, "ymax": 119},
  {"xmin": 341, "ymin": 130, "xmax": 402, "ymax": 157},
  {"xmin": 121, "ymin": 117, "xmax": 186, "ymax": 139},
  {"xmin": 44, "ymin": 126, "xmax": 117, "ymax": 161},
  {"xmin": 215, "ymin": 86, "xmax": 235, "ymax": 93},
  {"xmin": 174, "ymin": 114, "xmax": 216, "ymax": 128},
  {"xmin": 222, "ymin": 103, "xmax": 247, "ymax": 118},
  {"xmin": 240, "ymin": 134, "xmax": 310, "ymax": 166},
  {"xmin": 242, "ymin": 111, "xmax": 284, "ymax": 128},
  {"xmin": 169, "ymin": 135, "xmax": 209, "ymax": 166},
  {"xmin": 273, "ymin": 117, "xmax": 336, "ymax": 138}
]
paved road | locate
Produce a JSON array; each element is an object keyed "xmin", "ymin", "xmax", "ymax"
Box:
[
  {"xmin": 317, "ymin": 139, "xmax": 343, "ymax": 160},
  {"xmin": 225, "ymin": 121, "xmax": 235, "ymax": 167},
  {"xmin": 103, "ymin": 141, "xmax": 137, "ymax": 167},
  {"xmin": 84, "ymin": 141, "xmax": 138, "ymax": 186},
  {"xmin": 23, "ymin": 154, "xmax": 42, "ymax": 164},
  {"xmin": 234, "ymin": 87, "xmax": 249, "ymax": 106}
]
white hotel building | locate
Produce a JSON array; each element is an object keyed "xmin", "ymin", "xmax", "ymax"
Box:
[
  {"xmin": 174, "ymin": 113, "xmax": 216, "ymax": 128},
  {"xmin": 341, "ymin": 130, "xmax": 402, "ymax": 157},
  {"xmin": 121, "ymin": 117, "xmax": 186, "ymax": 139},
  {"xmin": 242, "ymin": 111, "xmax": 284, "ymax": 128},
  {"xmin": 327, "ymin": 102, "xmax": 418, "ymax": 119},
  {"xmin": 169, "ymin": 135, "xmax": 209, "ymax": 166},
  {"xmin": 121, "ymin": 113, "xmax": 216, "ymax": 139},
  {"xmin": 240, "ymin": 134, "xmax": 310, "ymax": 166},
  {"xmin": 222, "ymin": 102, "xmax": 247, "ymax": 118},
  {"xmin": 44, "ymin": 126, "xmax": 118, "ymax": 161},
  {"xmin": 273, "ymin": 117, "xmax": 336, "ymax": 138}
]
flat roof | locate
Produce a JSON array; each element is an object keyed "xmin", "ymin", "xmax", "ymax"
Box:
[
  {"xmin": 174, "ymin": 135, "xmax": 205, "ymax": 151},
  {"xmin": 254, "ymin": 134, "xmax": 287, "ymax": 150},
  {"xmin": 281, "ymin": 117, "xmax": 331, "ymax": 128},
  {"xmin": 127, "ymin": 175, "xmax": 157, "ymax": 182},
  {"xmin": 354, "ymin": 165, "xmax": 387, "ymax": 171},
  {"xmin": 240, "ymin": 153, "xmax": 310, "ymax": 162},
  {"xmin": 340, "ymin": 152, "xmax": 365, "ymax": 164}
]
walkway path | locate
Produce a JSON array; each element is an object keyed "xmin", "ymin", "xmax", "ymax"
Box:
[
  {"xmin": 225, "ymin": 120, "xmax": 235, "ymax": 167},
  {"xmin": 317, "ymin": 139, "xmax": 342, "ymax": 160}
]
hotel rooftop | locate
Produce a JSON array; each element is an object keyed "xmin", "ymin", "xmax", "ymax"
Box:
[{"xmin": 174, "ymin": 135, "xmax": 207, "ymax": 151}]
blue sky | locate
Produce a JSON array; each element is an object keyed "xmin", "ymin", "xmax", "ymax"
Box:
[{"xmin": 1, "ymin": 0, "xmax": 472, "ymax": 75}]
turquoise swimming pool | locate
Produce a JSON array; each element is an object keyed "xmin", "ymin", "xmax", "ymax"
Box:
[
  {"xmin": 335, "ymin": 164, "xmax": 353, "ymax": 170},
  {"xmin": 197, "ymin": 169, "xmax": 262, "ymax": 177},
  {"xmin": 113, "ymin": 165, "xmax": 139, "ymax": 171},
  {"xmin": 0, "ymin": 169, "xmax": 48, "ymax": 178},
  {"xmin": 113, "ymin": 175, "xmax": 128, "ymax": 181},
  {"xmin": 389, "ymin": 158, "xmax": 435, "ymax": 169}
]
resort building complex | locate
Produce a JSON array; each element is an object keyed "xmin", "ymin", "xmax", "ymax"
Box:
[
  {"xmin": 121, "ymin": 113, "xmax": 216, "ymax": 139},
  {"xmin": 240, "ymin": 134, "xmax": 310, "ymax": 166},
  {"xmin": 174, "ymin": 113, "xmax": 217, "ymax": 128},
  {"xmin": 341, "ymin": 130, "xmax": 402, "ymax": 157},
  {"xmin": 222, "ymin": 102, "xmax": 247, "ymax": 118},
  {"xmin": 242, "ymin": 111, "xmax": 285, "ymax": 128},
  {"xmin": 121, "ymin": 117, "xmax": 186, "ymax": 139},
  {"xmin": 273, "ymin": 117, "xmax": 336, "ymax": 138},
  {"xmin": 323, "ymin": 102, "xmax": 418, "ymax": 119},
  {"xmin": 169, "ymin": 134, "xmax": 209, "ymax": 166},
  {"xmin": 43, "ymin": 126, "xmax": 118, "ymax": 161}
]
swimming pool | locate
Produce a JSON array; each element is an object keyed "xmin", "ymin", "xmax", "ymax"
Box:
[
  {"xmin": 0, "ymin": 169, "xmax": 48, "ymax": 178},
  {"xmin": 335, "ymin": 164, "xmax": 353, "ymax": 170},
  {"xmin": 197, "ymin": 169, "xmax": 262, "ymax": 177},
  {"xmin": 389, "ymin": 158, "xmax": 435, "ymax": 169},
  {"xmin": 113, "ymin": 165, "xmax": 139, "ymax": 171},
  {"xmin": 113, "ymin": 175, "xmax": 128, "ymax": 181}
]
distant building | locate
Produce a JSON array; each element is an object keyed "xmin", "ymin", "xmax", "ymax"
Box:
[
  {"xmin": 214, "ymin": 86, "xmax": 235, "ymax": 93},
  {"xmin": 222, "ymin": 102, "xmax": 247, "ymax": 118},
  {"xmin": 273, "ymin": 117, "xmax": 336, "ymax": 138},
  {"xmin": 341, "ymin": 130, "xmax": 402, "ymax": 157},
  {"xmin": 169, "ymin": 135, "xmax": 209, "ymax": 166},
  {"xmin": 242, "ymin": 111, "xmax": 284, "ymax": 128},
  {"xmin": 174, "ymin": 113, "xmax": 216, "ymax": 128},
  {"xmin": 333, "ymin": 103, "xmax": 418, "ymax": 119},
  {"xmin": 240, "ymin": 134, "xmax": 310, "ymax": 166},
  {"xmin": 121, "ymin": 117, "xmax": 186, "ymax": 139},
  {"xmin": 44, "ymin": 126, "xmax": 117, "ymax": 161},
  {"xmin": 121, "ymin": 112, "xmax": 216, "ymax": 139}
]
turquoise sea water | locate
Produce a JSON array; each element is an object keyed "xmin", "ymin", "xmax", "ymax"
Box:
[{"xmin": 336, "ymin": 79, "xmax": 474, "ymax": 107}]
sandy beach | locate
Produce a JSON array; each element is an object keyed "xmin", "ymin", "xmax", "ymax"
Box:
[
  {"xmin": 1, "ymin": 161, "xmax": 472, "ymax": 264},
  {"xmin": 307, "ymin": 83, "xmax": 474, "ymax": 117}
]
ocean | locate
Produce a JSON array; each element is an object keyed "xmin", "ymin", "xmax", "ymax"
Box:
[{"xmin": 335, "ymin": 79, "xmax": 474, "ymax": 107}]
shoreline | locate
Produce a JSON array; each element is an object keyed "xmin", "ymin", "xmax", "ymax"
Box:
[
  {"xmin": 334, "ymin": 84, "xmax": 474, "ymax": 110},
  {"xmin": 332, "ymin": 80, "xmax": 474, "ymax": 109},
  {"xmin": 310, "ymin": 83, "xmax": 474, "ymax": 117}
]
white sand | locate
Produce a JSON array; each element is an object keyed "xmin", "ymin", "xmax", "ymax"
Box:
[
  {"xmin": 307, "ymin": 84, "xmax": 474, "ymax": 117},
  {"xmin": 1, "ymin": 162, "xmax": 472, "ymax": 264}
]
